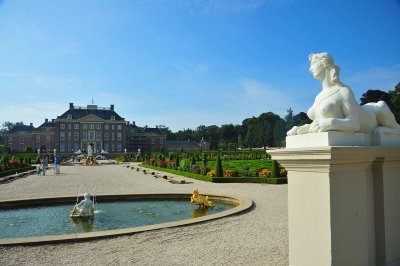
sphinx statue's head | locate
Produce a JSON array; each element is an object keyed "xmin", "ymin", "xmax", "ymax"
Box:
[{"xmin": 309, "ymin": 52, "xmax": 341, "ymax": 85}]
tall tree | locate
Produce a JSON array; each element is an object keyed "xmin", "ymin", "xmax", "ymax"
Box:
[
  {"xmin": 360, "ymin": 89, "xmax": 392, "ymax": 109},
  {"xmin": 206, "ymin": 125, "xmax": 220, "ymax": 150},
  {"xmin": 293, "ymin": 112, "xmax": 312, "ymax": 126},
  {"xmin": 0, "ymin": 121, "xmax": 24, "ymax": 145},
  {"xmin": 389, "ymin": 82, "xmax": 400, "ymax": 123},
  {"xmin": 244, "ymin": 112, "xmax": 286, "ymax": 148},
  {"xmin": 284, "ymin": 107, "xmax": 294, "ymax": 131},
  {"xmin": 156, "ymin": 125, "xmax": 174, "ymax": 140}
]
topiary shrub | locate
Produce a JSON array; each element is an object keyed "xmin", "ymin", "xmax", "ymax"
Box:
[
  {"xmin": 215, "ymin": 154, "xmax": 223, "ymax": 177},
  {"xmin": 271, "ymin": 160, "xmax": 280, "ymax": 177}
]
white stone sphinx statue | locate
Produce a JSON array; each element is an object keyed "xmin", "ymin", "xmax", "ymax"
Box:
[{"xmin": 287, "ymin": 52, "xmax": 400, "ymax": 147}]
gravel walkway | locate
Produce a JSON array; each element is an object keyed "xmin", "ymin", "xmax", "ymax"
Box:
[{"xmin": 0, "ymin": 163, "xmax": 288, "ymax": 265}]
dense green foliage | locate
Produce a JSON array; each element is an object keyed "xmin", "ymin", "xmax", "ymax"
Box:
[{"xmin": 389, "ymin": 83, "xmax": 400, "ymax": 123}]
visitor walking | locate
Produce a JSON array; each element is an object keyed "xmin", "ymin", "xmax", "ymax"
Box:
[
  {"xmin": 54, "ymin": 155, "xmax": 60, "ymax": 174},
  {"xmin": 41, "ymin": 156, "xmax": 48, "ymax": 176}
]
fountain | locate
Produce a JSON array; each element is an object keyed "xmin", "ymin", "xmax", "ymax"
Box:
[
  {"xmin": 190, "ymin": 189, "xmax": 212, "ymax": 209},
  {"xmin": 70, "ymin": 193, "xmax": 95, "ymax": 219},
  {"xmin": 83, "ymin": 144, "xmax": 98, "ymax": 166}
]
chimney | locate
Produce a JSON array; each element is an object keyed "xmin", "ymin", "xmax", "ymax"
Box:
[
  {"xmin": 132, "ymin": 121, "xmax": 135, "ymax": 126},
  {"xmin": 30, "ymin": 123, "xmax": 33, "ymax": 127},
  {"xmin": 69, "ymin": 103, "xmax": 74, "ymax": 109},
  {"xmin": 110, "ymin": 104, "xmax": 114, "ymax": 111},
  {"xmin": 45, "ymin": 118, "xmax": 48, "ymax": 123},
  {"xmin": 52, "ymin": 119, "xmax": 55, "ymax": 123}
]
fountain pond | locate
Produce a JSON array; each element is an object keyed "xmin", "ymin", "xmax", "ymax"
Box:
[{"xmin": 0, "ymin": 193, "xmax": 252, "ymax": 245}]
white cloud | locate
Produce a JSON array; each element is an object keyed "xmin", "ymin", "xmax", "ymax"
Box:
[{"xmin": 346, "ymin": 64, "xmax": 400, "ymax": 91}]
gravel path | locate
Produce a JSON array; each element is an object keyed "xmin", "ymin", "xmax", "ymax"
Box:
[{"xmin": 0, "ymin": 164, "xmax": 288, "ymax": 265}]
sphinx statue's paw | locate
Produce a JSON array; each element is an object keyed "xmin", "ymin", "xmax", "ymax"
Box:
[
  {"xmin": 374, "ymin": 126, "xmax": 400, "ymax": 135},
  {"xmin": 287, "ymin": 126, "xmax": 299, "ymax": 136}
]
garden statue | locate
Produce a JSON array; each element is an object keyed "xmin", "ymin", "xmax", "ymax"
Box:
[
  {"xmin": 83, "ymin": 144, "xmax": 98, "ymax": 165},
  {"xmin": 87, "ymin": 144, "xmax": 94, "ymax": 158},
  {"xmin": 70, "ymin": 193, "xmax": 94, "ymax": 219},
  {"xmin": 287, "ymin": 52, "xmax": 400, "ymax": 136},
  {"xmin": 190, "ymin": 189, "xmax": 212, "ymax": 209}
]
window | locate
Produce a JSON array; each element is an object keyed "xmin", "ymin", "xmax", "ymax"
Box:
[
  {"xmin": 67, "ymin": 114, "xmax": 72, "ymax": 119},
  {"xmin": 96, "ymin": 124, "xmax": 101, "ymax": 129},
  {"xmin": 96, "ymin": 131, "xmax": 101, "ymax": 141},
  {"xmin": 68, "ymin": 132, "xmax": 72, "ymax": 141},
  {"xmin": 83, "ymin": 124, "xmax": 88, "ymax": 129},
  {"xmin": 74, "ymin": 132, "xmax": 79, "ymax": 141},
  {"xmin": 111, "ymin": 143, "xmax": 115, "ymax": 152},
  {"xmin": 36, "ymin": 135, "xmax": 40, "ymax": 143},
  {"xmin": 74, "ymin": 124, "xmax": 79, "ymax": 130},
  {"xmin": 60, "ymin": 143, "xmax": 65, "ymax": 152},
  {"xmin": 8, "ymin": 137, "xmax": 13, "ymax": 145},
  {"xmin": 111, "ymin": 132, "xmax": 115, "ymax": 141},
  {"xmin": 117, "ymin": 125, "xmax": 122, "ymax": 130},
  {"xmin": 60, "ymin": 132, "xmax": 65, "ymax": 141},
  {"xmin": 89, "ymin": 124, "xmax": 94, "ymax": 129},
  {"xmin": 117, "ymin": 132, "xmax": 122, "ymax": 141},
  {"xmin": 104, "ymin": 132, "xmax": 109, "ymax": 141},
  {"xmin": 82, "ymin": 132, "xmax": 87, "ymax": 140},
  {"xmin": 104, "ymin": 124, "xmax": 109, "ymax": 130},
  {"xmin": 104, "ymin": 143, "xmax": 109, "ymax": 152},
  {"xmin": 20, "ymin": 137, "xmax": 24, "ymax": 144},
  {"xmin": 74, "ymin": 143, "xmax": 80, "ymax": 151},
  {"xmin": 151, "ymin": 138, "xmax": 155, "ymax": 144},
  {"xmin": 67, "ymin": 143, "xmax": 71, "ymax": 152},
  {"xmin": 112, "ymin": 125, "xmax": 115, "ymax": 130},
  {"xmin": 160, "ymin": 138, "xmax": 164, "ymax": 145},
  {"xmin": 117, "ymin": 143, "xmax": 122, "ymax": 152},
  {"xmin": 89, "ymin": 131, "xmax": 95, "ymax": 141},
  {"xmin": 68, "ymin": 124, "xmax": 71, "ymax": 129},
  {"xmin": 60, "ymin": 123, "xmax": 65, "ymax": 129},
  {"xmin": 111, "ymin": 115, "xmax": 115, "ymax": 120},
  {"xmin": 45, "ymin": 136, "xmax": 50, "ymax": 143}
]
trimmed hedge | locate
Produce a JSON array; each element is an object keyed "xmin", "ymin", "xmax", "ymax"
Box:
[
  {"xmin": 140, "ymin": 163, "xmax": 287, "ymax": 184},
  {"xmin": 139, "ymin": 164, "xmax": 213, "ymax": 182},
  {"xmin": 0, "ymin": 165, "xmax": 37, "ymax": 178},
  {"xmin": 211, "ymin": 177, "xmax": 287, "ymax": 184}
]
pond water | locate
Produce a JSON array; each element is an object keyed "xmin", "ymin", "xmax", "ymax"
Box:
[{"xmin": 0, "ymin": 200, "xmax": 234, "ymax": 239}]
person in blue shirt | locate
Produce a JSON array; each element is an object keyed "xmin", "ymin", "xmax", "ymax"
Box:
[{"xmin": 54, "ymin": 155, "xmax": 60, "ymax": 174}]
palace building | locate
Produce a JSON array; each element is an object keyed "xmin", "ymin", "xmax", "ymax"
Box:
[{"xmin": 4, "ymin": 103, "xmax": 166, "ymax": 155}]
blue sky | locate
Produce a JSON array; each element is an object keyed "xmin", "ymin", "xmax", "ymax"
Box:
[{"xmin": 0, "ymin": 0, "xmax": 399, "ymax": 132}]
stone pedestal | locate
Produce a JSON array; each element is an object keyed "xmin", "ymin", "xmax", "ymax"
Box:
[
  {"xmin": 286, "ymin": 132, "xmax": 400, "ymax": 148},
  {"xmin": 269, "ymin": 145, "xmax": 400, "ymax": 266}
]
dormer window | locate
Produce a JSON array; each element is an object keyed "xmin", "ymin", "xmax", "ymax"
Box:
[
  {"xmin": 111, "ymin": 116, "xmax": 115, "ymax": 120},
  {"xmin": 67, "ymin": 114, "xmax": 72, "ymax": 119}
]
